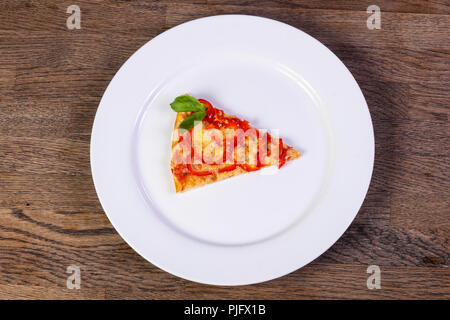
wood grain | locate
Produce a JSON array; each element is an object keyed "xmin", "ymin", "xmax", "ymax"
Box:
[{"xmin": 0, "ymin": 0, "xmax": 448, "ymax": 299}]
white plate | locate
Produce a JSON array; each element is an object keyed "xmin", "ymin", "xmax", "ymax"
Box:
[{"xmin": 91, "ymin": 15, "xmax": 374, "ymax": 285}]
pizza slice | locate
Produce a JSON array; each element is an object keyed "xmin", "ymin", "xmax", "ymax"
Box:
[{"xmin": 170, "ymin": 95, "xmax": 300, "ymax": 192}]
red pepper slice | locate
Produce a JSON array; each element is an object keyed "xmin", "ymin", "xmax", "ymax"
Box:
[
  {"xmin": 256, "ymin": 130, "xmax": 262, "ymax": 168},
  {"xmin": 266, "ymin": 132, "xmax": 272, "ymax": 157},
  {"xmin": 239, "ymin": 164, "xmax": 260, "ymax": 172},
  {"xmin": 219, "ymin": 164, "xmax": 237, "ymax": 173},
  {"xmin": 187, "ymin": 163, "xmax": 213, "ymax": 176},
  {"xmin": 199, "ymin": 99, "xmax": 213, "ymax": 110},
  {"xmin": 278, "ymin": 138, "xmax": 287, "ymax": 168}
]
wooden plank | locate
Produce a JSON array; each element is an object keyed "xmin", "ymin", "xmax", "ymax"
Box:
[
  {"xmin": 182, "ymin": 264, "xmax": 450, "ymax": 299},
  {"xmin": 0, "ymin": 1, "xmax": 168, "ymax": 35},
  {"xmin": 208, "ymin": 0, "xmax": 450, "ymax": 15},
  {"xmin": 165, "ymin": 4, "xmax": 450, "ymax": 51}
]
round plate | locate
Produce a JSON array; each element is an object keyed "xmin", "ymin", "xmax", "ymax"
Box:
[{"xmin": 91, "ymin": 15, "xmax": 374, "ymax": 285}]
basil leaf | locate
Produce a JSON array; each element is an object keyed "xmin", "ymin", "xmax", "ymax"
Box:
[
  {"xmin": 170, "ymin": 95, "xmax": 205, "ymax": 113},
  {"xmin": 179, "ymin": 110, "xmax": 206, "ymax": 131}
]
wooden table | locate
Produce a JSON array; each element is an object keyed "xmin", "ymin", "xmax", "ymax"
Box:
[{"xmin": 0, "ymin": 0, "xmax": 448, "ymax": 299}]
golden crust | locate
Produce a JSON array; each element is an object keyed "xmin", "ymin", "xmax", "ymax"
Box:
[{"xmin": 171, "ymin": 110, "xmax": 300, "ymax": 192}]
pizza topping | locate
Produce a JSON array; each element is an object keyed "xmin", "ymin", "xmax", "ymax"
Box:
[
  {"xmin": 170, "ymin": 95, "xmax": 205, "ymax": 112},
  {"xmin": 218, "ymin": 164, "xmax": 237, "ymax": 173},
  {"xmin": 187, "ymin": 163, "xmax": 213, "ymax": 176},
  {"xmin": 171, "ymin": 95, "xmax": 207, "ymax": 131},
  {"xmin": 171, "ymin": 164, "xmax": 188, "ymax": 181},
  {"xmin": 171, "ymin": 96, "xmax": 291, "ymax": 178},
  {"xmin": 178, "ymin": 110, "xmax": 206, "ymax": 132},
  {"xmin": 278, "ymin": 138, "xmax": 287, "ymax": 169},
  {"xmin": 201, "ymin": 99, "xmax": 249, "ymax": 131}
]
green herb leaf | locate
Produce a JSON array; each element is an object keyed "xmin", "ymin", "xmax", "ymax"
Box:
[
  {"xmin": 170, "ymin": 95, "xmax": 206, "ymax": 113},
  {"xmin": 179, "ymin": 110, "xmax": 206, "ymax": 132}
]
